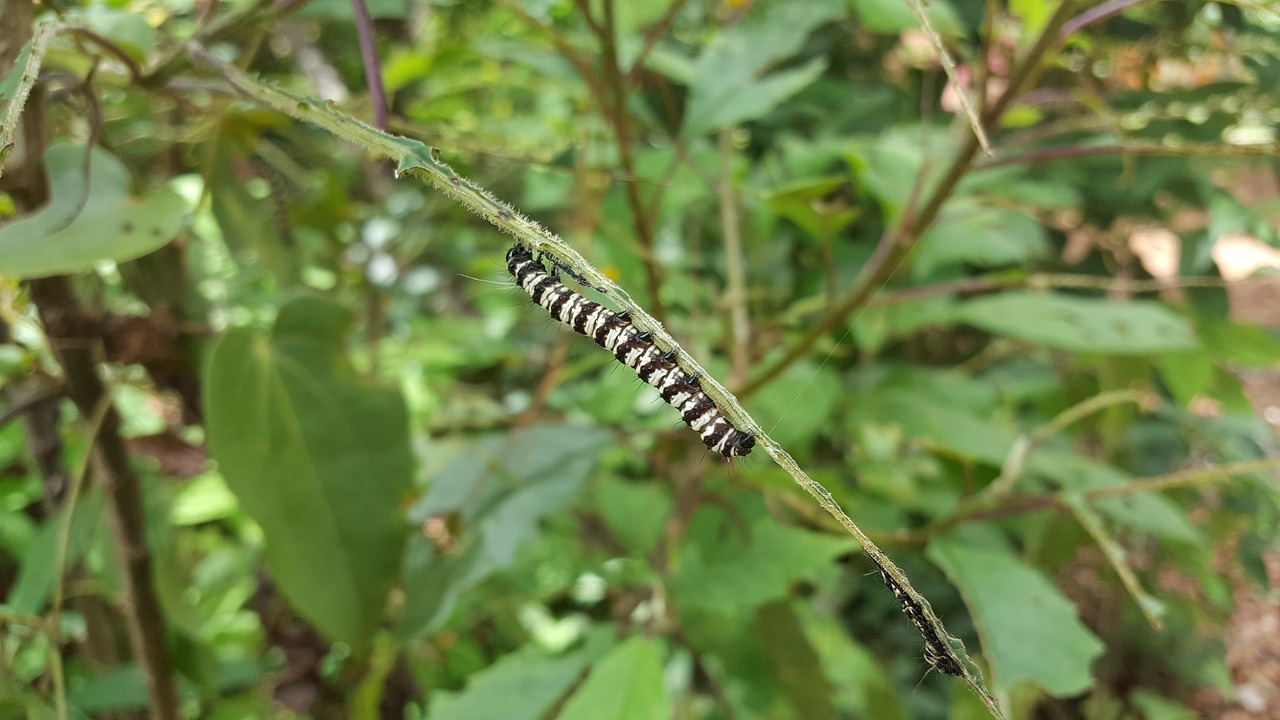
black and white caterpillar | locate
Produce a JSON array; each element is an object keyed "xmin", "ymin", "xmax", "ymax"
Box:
[{"xmin": 507, "ymin": 244, "xmax": 755, "ymax": 457}]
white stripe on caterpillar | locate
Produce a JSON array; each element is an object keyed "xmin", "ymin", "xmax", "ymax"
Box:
[{"xmin": 507, "ymin": 245, "xmax": 755, "ymax": 457}]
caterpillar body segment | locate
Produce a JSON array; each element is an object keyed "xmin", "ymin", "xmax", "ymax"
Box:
[{"xmin": 507, "ymin": 245, "xmax": 755, "ymax": 457}]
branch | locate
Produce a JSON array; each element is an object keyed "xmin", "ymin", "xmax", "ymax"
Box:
[
  {"xmin": 29, "ymin": 278, "xmax": 182, "ymax": 720},
  {"xmin": 737, "ymin": 0, "xmax": 1083, "ymax": 398},
  {"xmin": 351, "ymin": 0, "xmax": 388, "ymax": 130}
]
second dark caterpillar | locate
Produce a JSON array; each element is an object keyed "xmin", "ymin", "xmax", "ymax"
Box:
[
  {"xmin": 507, "ymin": 245, "xmax": 755, "ymax": 457},
  {"xmin": 873, "ymin": 560, "xmax": 963, "ymax": 677}
]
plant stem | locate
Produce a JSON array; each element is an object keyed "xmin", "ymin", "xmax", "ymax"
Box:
[{"xmin": 736, "ymin": 0, "xmax": 1082, "ymax": 398}]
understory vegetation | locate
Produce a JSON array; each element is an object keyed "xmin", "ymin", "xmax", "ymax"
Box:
[{"xmin": 2, "ymin": 1, "xmax": 1279, "ymax": 719}]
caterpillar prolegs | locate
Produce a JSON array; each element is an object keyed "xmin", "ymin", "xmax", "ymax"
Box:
[{"xmin": 507, "ymin": 245, "xmax": 755, "ymax": 457}]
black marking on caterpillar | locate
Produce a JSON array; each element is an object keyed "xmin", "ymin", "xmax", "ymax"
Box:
[
  {"xmin": 874, "ymin": 561, "xmax": 963, "ymax": 677},
  {"xmin": 507, "ymin": 244, "xmax": 755, "ymax": 457}
]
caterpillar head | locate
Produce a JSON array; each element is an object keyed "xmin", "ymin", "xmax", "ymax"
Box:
[{"xmin": 727, "ymin": 432, "xmax": 755, "ymax": 457}]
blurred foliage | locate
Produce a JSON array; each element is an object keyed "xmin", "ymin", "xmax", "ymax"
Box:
[{"xmin": 2, "ymin": 0, "xmax": 1280, "ymax": 719}]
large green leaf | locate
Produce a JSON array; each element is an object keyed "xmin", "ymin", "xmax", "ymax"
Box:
[
  {"xmin": 956, "ymin": 292, "xmax": 1199, "ymax": 354},
  {"xmin": 559, "ymin": 636, "xmax": 670, "ymax": 720},
  {"xmin": 928, "ymin": 539, "xmax": 1104, "ymax": 697},
  {"xmin": 0, "ymin": 143, "xmax": 186, "ymax": 278},
  {"xmin": 426, "ymin": 627, "xmax": 614, "ymax": 720},
  {"xmin": 914, "ymin": 201, "xmax": 1048, "ymax": 277},
  {"xmin": 670, "ymin": 499, "xmax": 855, "ymax": 612},
  {"xmin": 681, "ymin": 0, "xmax": 842, "ymax": 137},
  {"xmin": 850, "ymin": 0, "xmax": 964, "ymax": 36},
  {"xmin": 398, "ymin": 425, "xmax": 610, "ymax": 638},
  {"xmin": 8, "ymin": 488, "xmax": 104, "ymax": 614},
  {"xmin": 204, "ymin": 297, "xmax": 412, "ymax": 649},
  {"xmin": 757, "ymin": 601, "xmax": 836, "ymax": 720}
]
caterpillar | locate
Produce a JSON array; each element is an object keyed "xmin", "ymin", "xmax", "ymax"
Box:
[
  {"xmin": 873, "ymin": 560, "xmax": 963, "ymax": 677},
  {"xmin": 507, "ymin": 244, "xmax": 755, "ymax": 457}
]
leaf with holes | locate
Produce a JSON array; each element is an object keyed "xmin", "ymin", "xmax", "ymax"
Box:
[
  {"xmin": 0, "ymin": 143, "xmax": 185, "ymax": 278},
  {"xmin": 956, "ymin": 292, "xmax": 1199, "ymax": 354}
]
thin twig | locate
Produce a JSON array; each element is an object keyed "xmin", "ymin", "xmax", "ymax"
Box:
[
  {"xmin": 351, "ymin": 0, "xmax": 388, "ymax": 129},
  {"xmin": 590, "ymin": 0, "xmax": 667, "ymax": 322},
  {"xmin": 29, "ymin": 277, "xmax": 182, "ymax": 720},
  {"xmin": 717, "ymin": 130, "xmax": 751, "ymax": 386},
  {"xmin": 625, "ymin": 0, "xmax": 690, "ymax": 84},
  {"xmin": 979, "ymin": 141, "xmax": 1280, "ymax": 170},
  {"xmin": 1061, "ymin": 0, "xmax": 1154, "ymax": 37}
]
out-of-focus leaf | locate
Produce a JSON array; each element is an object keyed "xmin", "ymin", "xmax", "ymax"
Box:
[
  {"xmin": 750, "ymin": 362, "xmax": 842, "ymax": 453},
  {"xmin": 9, "ymin": 488, "xmax": 104, "ymax": 615},
  {"xmin": 596, "ymin": 477, "xmax": 671, "ymax": 555},
  {"xmin": 1094, "ymin": 493, "xmax": 1201, "ymax": 544},
  {"xmin": 794, "ymin": 601, "xmax": 910, "ymax": 719},
  {"xmin": 426, "ymin": 627, "xmax": 614, "ymax": 720},
  {"xmin": 848, "ymin": 388, "xmax": 1016, "ymax": 468},
  {"xmin": 914, "ymin": 202, "xmax": 1048, "ymax": 277},
  {"xmin": 208, "ymin": 151, "xmax": 299, "ymax": 286},
  {"xmin": 670, "ymin": 500, "xmax": 854, "ymax": 612},
  {"xmin": 928, "ymin": 539, "xmax": 1104, "ymax": 697},
  {"xmin": 204, "ymin": 297, "xmax": 412, "ymax": 649},
  {"xmin": 559, "ymin": 636, "xmax": 670, "ymax": 720},
  {"xmin": 169, "ymin": 473, "xmax": 240, "ymax": 526},
  {"xmin": 757, "ymin": 601, "xmax": 837, "ymax": 720},
  {"xmin": 398, "ymin": 425, "xmax": 609, "ymax": 638},
  {"xmin": 763, "ymin": 177, "xmax": 861, "ymax": 240},
  {"xmin": 0, "ymin": 143, "xmax": 186, "ymax": 278},
  {"xmin": 682, "ymin": 0, "xmax": 842, "ymax": 136},
  {"xmin": 1199, "ymin": 320, "xmax": 1280, "ymax": 366},
  {"xmin": 72, "ymin": 7, "xmax": 156, "ymax": 60},
  {"xmin": 847, "ymin": 129, "xmax": 926, "ymax": 217},
  {"xmin": 851, "ymin": 0, "xmax": 964, "ymax": 36},
  {"xmin": 1158, "ymin": 350, "xmax": 1214, "ymax": 406},
  {"xmin": 956, "ymin": 292, "xmax": 1199, "ymax": 354},
  {"xmin": 1130, "ymin": 690, "xmax": 1199, "ymax": 720},
  {"xmin": 685, "ymin": 58, "xmax": 828, "ymax": 138}
]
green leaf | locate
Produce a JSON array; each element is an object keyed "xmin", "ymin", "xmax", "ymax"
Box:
[
  {"xmin": 757, "ymin": 601, "xmax": 837, "ymax": 720},
  {"xmin": 398, "ymin": 425, "xmax": 610, "ymax": 637},
  {"xmin": 72, "ymin": 8, "xmax": 157, "ymax": 60},
  {"xmin": 1094, "ymin": 494, "xmax": 1201, "ymax": 544},
  {"xmin": 1199, "ymin": 320, "xmax": 1280, "ymax": 367},
  {"xmin": 1130, "ymin": 690, "xmax": 1199, "ymax": 720},
  {"xmin": 204, "ymin": 297, "xmax": 413, "ymax": 649},
  {"xmin": 763, "ymin": 177, "xmax": 862, "ymax": 241},
  {"xmin": 426, "ymin": 628, "xmax": 614, "ymax": 720},
  {"xmin": 670, "ymin": 500, "xmax": 855, "ymax": 612},
  {"xmin": 596, "ymin": 478, "xmax": 671, "ymax": 556},
  {"xmin": 1157, "ymin": 350, "xmax": 1214, "ymax": 406},
  {"xmin": 851, "ymin": 0, "xmax": 964, "ymax": 36},
  {"xmin": 928, "ymin": 539, "xmax": 1104, "ymax": 696},
  {"xmin": 956, "ymin": 292, "xmax": 1199, "ymax": 354},
  {"xmin": 684, "ymin": 57, "xmax": 828, "ymax": 138},
  {"xmin": 9, "ymin": 488, "xmax": 104, "ymax": 614},
  {"xmin": 750, "ymin": 362, "xmax": 843, "ymax": 452},
  {"xmin": 914, "ymin": 202, "xmax": 1048, "ymax": 277},
  {"xmin": 0, "ymin": 143, "xmax": 186, "ymax": 278},
  {"xmin": 559, "ymin": 636, "xmax": 670, "ymax": 720},
  {"xmin": 681, "ymin": 0, "xmax": 842, "ymax": 136},
  {"xmin": 794, "ymin": 602, "xmax": 909, "ymax": 719}
]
